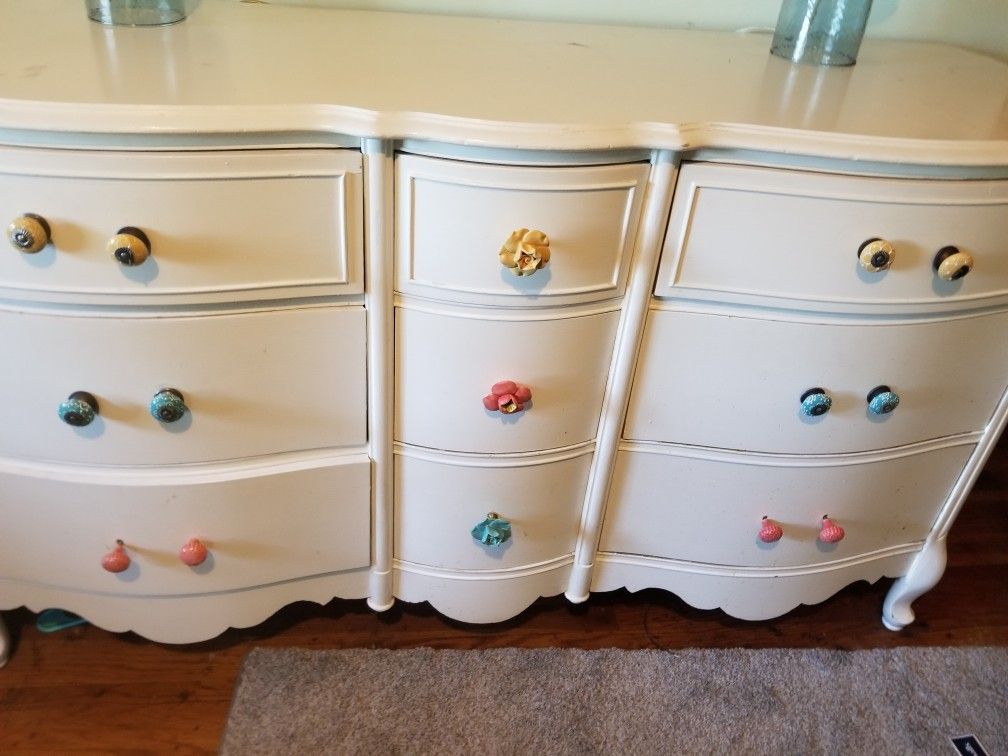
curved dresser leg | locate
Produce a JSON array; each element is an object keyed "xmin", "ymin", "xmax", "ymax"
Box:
[
  {"xmin": 882, "ymin": 538, "xmax": 947, "ymax": 631},
  {"xmin": 0, "ymin": 612, "xmax": 9, "ymax": 668}
]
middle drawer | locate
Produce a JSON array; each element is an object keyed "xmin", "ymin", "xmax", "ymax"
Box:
[
  {"xmin": 395, "ymin": 305, "xmax": 620, "ymax": 453},
  {"xmin": 625, "ymin": 307, "xmax": 1008, "ymax": 454},
  {"xmin": 0, "ymin": 305, "xmax": 367, "ymax": 465}
]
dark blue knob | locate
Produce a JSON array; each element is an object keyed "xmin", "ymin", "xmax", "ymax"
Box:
[
  {"xmin": 150, "ymin": 388, "xmax": 187, "ymax": 423},
  {"xmin": 867, "ymin": 385, "xmax": 899, "ymax": 415},
  {"xmin": 800, "ymin": 388, "xmax": 832, "ymax": 417},
  {"xmin": 58, "ymin": 391, "xmax": 98, "ymax": 427}
]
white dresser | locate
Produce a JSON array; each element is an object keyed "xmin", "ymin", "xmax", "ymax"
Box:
[{"xmin": 1, "ymin": 0, "xmax": 1007, "ymax": 664}]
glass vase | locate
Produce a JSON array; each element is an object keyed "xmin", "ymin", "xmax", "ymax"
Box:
[
  {"xmin": 86, "ymin": 0, "xmax": 190, "ymax": 26},
  {"xmin": 770, "ymin": 0, "xmax": 873, "ymax": 66}
]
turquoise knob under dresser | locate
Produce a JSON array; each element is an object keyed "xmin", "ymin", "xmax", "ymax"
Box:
[{"xmin": 0, "ymin": 0, "xmax": 1006, "ymax": 665}]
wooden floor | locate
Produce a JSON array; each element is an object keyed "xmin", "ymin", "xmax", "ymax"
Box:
[{"xmin": 2, "ymin": 443, "xmax": 1007, "ymax": 753}]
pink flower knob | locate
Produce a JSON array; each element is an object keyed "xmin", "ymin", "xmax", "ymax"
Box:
[
  {"xmin": 758, "ymin": 516, "xmax": 783, "ymax": 543},
  {"xmin": 818, "ymin": 516, "xmax": 845, "ymax": 544},
  {"xmin": 101, "ymin": 540, "xmax": 131, "ymax": 573},
  {"xmin": 482, "ymin": 380, "xmax": 532, "ymax": 414},
  {"xmin": 179, "ymin": 538, "xmax": 208, "ymax": 567}
]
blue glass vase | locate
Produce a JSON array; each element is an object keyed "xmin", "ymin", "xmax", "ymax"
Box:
[{"xmin": 770, "ymin": 0, "xmax": 873, "ymax": 66}]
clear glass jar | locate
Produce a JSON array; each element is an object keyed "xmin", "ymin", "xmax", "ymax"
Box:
[
  {"xmin": 86, "ymin": 0, "xmax": 190, "ymax": 26},
  {"xmin": 770, "ymin": 0, "xmax": 873, "ymax": 66}
]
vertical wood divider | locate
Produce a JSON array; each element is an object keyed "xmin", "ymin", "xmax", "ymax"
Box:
[
  {"xmin": 364, "ymin": 138, "xmax": 395, "ymax": 611},
  {"xmin": 566, "ymin": 150, "xmax": 680, "ymax": 602}
]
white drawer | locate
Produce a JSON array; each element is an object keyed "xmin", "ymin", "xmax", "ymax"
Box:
[
  {"xmin": 656, "ymin": 163, "xmax": 1008, "ymax": 313},
  {"xmin": 0, "ymin": 147, "xmax": 363, "ymax": 304},
  {"xmin": 0, "ymin": 457, "xmax": 370, "ymax": 595},
  {"xmin": 395, "ymin": 305, "xmax": 619, "ymax": 453},
  {"xmin": 396, "ymin": 154, "xmax": 648, "ymax": 306},
  {"xmin": 0, "ymin": 306, "xmax": 367, "ymax": 465},
  {"xmin": 624, "ymin": 308, "xmax": 1008, "ymax": 454},
  {"xmin": 600, "ymin": 444, "xmax": 973, "ymax": 568},
  {"xmin": 394, "ymin": 448, "xmax": 590, "ymax": 571}
]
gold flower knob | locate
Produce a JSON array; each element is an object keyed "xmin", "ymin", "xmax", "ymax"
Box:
[
  {"xmin": 8, "ymin": 214, "xmax": 51, "ymax": 253},
  {"xmin": 499, "ymin": 228, "xmax": 550, "ymax": 277}
]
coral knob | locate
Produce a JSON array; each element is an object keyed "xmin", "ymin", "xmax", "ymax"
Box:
[
  {"xmin": 483, "ymin": 380, "xmax": 532, "ymax": 414},
  {"xmin": 179, "ymin": 538, "xmax": 208, "ymax": 567},
  {"xmin": 758, "ymin": 516, "xmax": 784, "ymax": 543},
  {"xmin": 102, "ymin": 540, "xmax": 130, "ymax": 573},
  {"xmin": 819, "ymin": 516, "xmax": 846, "ymax": 544}
]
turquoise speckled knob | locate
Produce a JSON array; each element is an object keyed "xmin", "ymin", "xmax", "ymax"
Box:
[
  {"xmin": 58, "ymin": 391, "xmax": 99, "ymax": 427},
  {"xmin": 471, "ymin": 512, "xmax": 512, "ymax": 547},
  {"xmin": 867, "ymin": 385, "xmax": 899, "ymax": 415},
  {"xmin": 150, "ymin": 388, "xmax": 187, "ymax": 423},
  {"xmin": 800, "ymin": 387, "xmax": 832, "ymax": 417}
]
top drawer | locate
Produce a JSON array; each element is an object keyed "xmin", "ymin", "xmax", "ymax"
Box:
[
  {"xmin": 655, "ymin": 163, "xmax": 1008, "ymax": 314},
  {"xmin": 395, "ymin": 155, "xmax": 648, "ymax": 306},
  {"xmin": 0, "ymin": 147, "xmax": 363, "ymax": 304}
]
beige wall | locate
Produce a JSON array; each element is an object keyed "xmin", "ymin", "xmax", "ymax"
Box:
[{"xmin": 271, "ymin": 0, "xmax": 1008, "ymax": 61}]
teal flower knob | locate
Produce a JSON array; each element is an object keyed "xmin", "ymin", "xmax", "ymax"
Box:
[
  {"xmin": 58, "ymin": 391, "xmax": 99, "ymax": 427},
  {"xmin": 800, "ymin": 387, "xmax": 832, "ymax": 417},
  {"xmin": 471, "ymin": 512, "xmax": 512, "ymax": 547},
  {"xmin": 150, "ymin": 388, "xmax": 187, "ymax": 423},
  {"xmin": 867, "ymin": 385, "xmax": 899, "ymax": 415}
]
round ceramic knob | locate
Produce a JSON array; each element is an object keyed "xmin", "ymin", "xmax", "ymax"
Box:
[
  {"xmin": 108, "ymin": 226, "xmax": 151, "ymax": 266},
  {"xmin": 471, "ymin": 512, "xmax": 512, "ymax": 547},
  {"xmin": 8, "ymin": 213, "xmax": 51, "ymax": 253},
  {"xmin": 933, "ymin": 245, "xmax": 973, "ymax": 281},
  {"xmin": 818, "ymin": 516, "xmax": 846, "ymax": 544},
  {"xmin": 150, "ymin": 388, "xmax": 187, "ymax": 423},
  {"xmin": 179, "ymin": 538, "xmax": 208, "ymax": 567},
  {"xmin": 799, "ymin": 388, "xmax": 832, "ymax": 417},
  {"xmin": 482, "ymin": 380, "xmax": 532, "ymax": 414},
  {"xmin": 857, "ymin": 238, "xmax": 895, "ymax": 272},
  {"xmin": 102, "ymin": 540, "xmax": 130, "ymax": 573},
  {"xmin": 867, "ymin": 385, "xmax": 899, "ymax": 415},
  {"xmin": 758, "ymin": 516, "xmax": 784, "ymax": 543},
  {"xmin": 57, "ymin": 391, "xmax": 99, "ymax": 427},
  {"xmin": 499, "ymin": 228, "xmax": 550, "ymax": 276}
]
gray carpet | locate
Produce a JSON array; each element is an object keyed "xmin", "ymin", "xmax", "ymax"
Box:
[{"xmin": 222, "ymin": 647, "xmax": 1007, "ymax": 755}]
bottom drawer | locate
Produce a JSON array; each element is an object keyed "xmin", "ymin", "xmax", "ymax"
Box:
[
  {"xmin": 599, "ymin": 444, "xmax": 973, "ymax": 568},
  {"xmin": 0, "ymin": 457, "xmax": 370, "ymax": 595},
  {"xmin": 395, "ymin": 448, "xmax": 591, "ymax": 570}
]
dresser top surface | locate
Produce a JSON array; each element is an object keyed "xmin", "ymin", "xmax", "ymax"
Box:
[{"xmin": 0, "ymin": 0, "xmax": 1006, "ymax": 162}]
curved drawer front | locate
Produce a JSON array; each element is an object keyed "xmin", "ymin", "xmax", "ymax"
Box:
[
  {"xmin": 656, "ymin": 163, "xmax": 1008, "ymax": 313},
  {"xmin": 625, "ymin": 308, "xmax": 1008, "ymax": 454},
  {"xmin": 0, "ymin": 306, "xmax": 367, "ymax": 465},
  {"xmin": 396, "ymin": 154, "xmax": 648, "ymax": 305},
  {"xmin": 394, "ymin": 448, "xmax": 590, "ymax": 571},
  {"xmin": 0, "ymin": 147, "xmax": 363, "ymax": 304},
  {"xmin": 0, "ymin": 458, "xmax": 369, "ymax": 595},
  {"xmin": 396, "ymin": 306, "xmax": 619, "ymax": 453},
  {"xmin": 600, "ymin": 444, "xmax": 973, "ymax": 568}
]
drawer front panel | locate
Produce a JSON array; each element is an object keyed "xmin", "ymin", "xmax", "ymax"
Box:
[
  {"xmin": 600, "ymin": 445, "xmax": 973, "ymax": 568},
  {"xmin": 0, "ymin": 147, "xmax": 363, "ymax": 303},
  {"xmin": 396, "ymin": 306, "xmax": 620, "ymax": 453},
  {"xmin": 625, "ymin": 308, "xmax": 1008, "ymax": 454},
  {"xmin": 0, "ymin": 458, "xmax": 370, "ymax": 595},
  {"xmin": 395, "ymin": 450, "xmax": 590, "ymax": 571},
  {"xmin": 656, "ymin": 163, "xmax": 1008, "ymax": 312},
  {"xmin": 0, "ymin": 306, "xmax": 367, "ymax": 464},
  {"xmin": 396, "ymin": 155, "xmax": 648, "ymax": 305}
]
